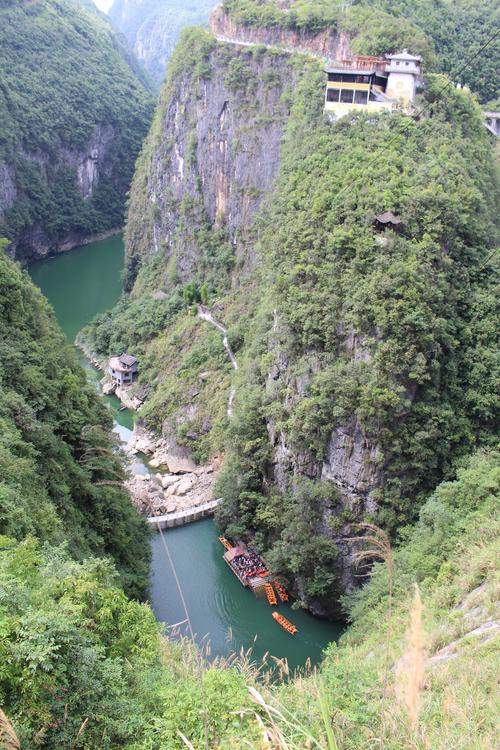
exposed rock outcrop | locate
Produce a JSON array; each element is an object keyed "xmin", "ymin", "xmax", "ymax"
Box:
[
  {"xmin": 0, "ymin": 164, "xmax": 16, "ymax": 217},
  {"xmin": 127, "ymin": 423, "xmax": 198, "ymax": 474},
  {"xmin": 321, "ymin": 421, "xmax": 380, "ymax": 508},
  {"xmin": 3, "ymin": 127, "xmax": 125, "ymax": 262},
  {"xmin": 264, "ymin": 328, "xmax": 383, "ymax": 606}
]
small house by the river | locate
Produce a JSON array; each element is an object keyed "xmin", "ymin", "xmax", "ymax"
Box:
[
  {"xmin": 108, "ymin": 353, "xmax": 138, "ymax": 386},
  {"xmin": 484, "ymin": 111, "xmax": 500, "ymax": 137}
]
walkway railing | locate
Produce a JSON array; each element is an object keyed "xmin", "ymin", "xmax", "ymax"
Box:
[{"xmin": 148, "ymin": 499, "xmax": 221, "ymax": 529}]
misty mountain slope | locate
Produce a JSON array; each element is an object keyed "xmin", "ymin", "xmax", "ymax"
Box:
[{"xmin": 109, "ymin": 0, "xmax": 217, "ymax": 86}]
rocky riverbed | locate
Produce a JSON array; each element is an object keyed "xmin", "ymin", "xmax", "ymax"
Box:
[
  {"xmin": 74, "ymin": 339, "xmax": 217, "ymax": 517},
  {"xmin": 125, "ymin": 425, "xmax": 220, "ymax": 517},
  {"xmin": 125, "ymin": 469, "xmax": 216, "ymax": 516}
]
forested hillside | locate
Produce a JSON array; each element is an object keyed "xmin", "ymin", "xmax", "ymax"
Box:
[
  {"xmin": 109, "ymin": 0, "xmax": 216, "ymax": 86},
  {"xmin": 1, "ymin": 247, "xmax": 497, "ymax": 741},
  {"xmin": 1, "ymin": 0, "xmax": 498, "ymax": 746},
  {"xmin": 0, "ymin": 0, "xmax": 154, "ymax": 262}
]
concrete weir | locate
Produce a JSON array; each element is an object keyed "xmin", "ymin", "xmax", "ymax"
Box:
[{"xmin": 148, "ymin": 499, "xmax": 221, "ymax": 529}]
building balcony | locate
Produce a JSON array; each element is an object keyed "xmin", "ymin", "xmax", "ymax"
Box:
[{"xmin": 326, "ymin": 81, "xmax": 371, "ymax": 91}]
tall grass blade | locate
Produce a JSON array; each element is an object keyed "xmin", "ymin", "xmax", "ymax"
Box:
[
  {"xmin": 178, "ymin": 730, "xmax": 196, "ymax": 750},
  {"xmin": 318, "ymin": 690, "xmax": 339, "ymax": 750},
  {"xmin": 0, "ymin": 708, "xmax": 20, "ymax": 750},
  {"xmin": 395, "ymin": 584, "xmax": 425, "ymax": 732}
]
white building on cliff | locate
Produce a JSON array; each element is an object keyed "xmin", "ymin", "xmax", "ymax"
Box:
[{"xmin": 324, "ymin": 49, "xmax": 422, "ymax": 118}]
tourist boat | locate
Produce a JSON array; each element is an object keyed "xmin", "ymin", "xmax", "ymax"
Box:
[
  {"xmin": 222, "ymin": 544, "xmax": 273, "ymax": 592},
  {"xmin": 272, "ymin": 612, "xmax": 297, "ymax": 635},
  {"xmin": 264, "ymin": 582, "xmax": 277, "ymax": 606},
  {"xmin": 218, "ymin": 536, "xmax": 233, "ymax": 550},
  {"xmin": 275, "ymin": 580, "xmax": 289, "ymax": 602}
]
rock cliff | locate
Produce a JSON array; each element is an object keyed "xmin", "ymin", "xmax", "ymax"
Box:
[
  {"xmin": 0, "ymin": 0, "xmax": 154, "ymax": 262},
  {"xmin": 124, "ymin": 29, "xmax": 306, "ymax": 287}
]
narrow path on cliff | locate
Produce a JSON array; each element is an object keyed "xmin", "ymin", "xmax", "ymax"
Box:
[
  {"xmin": 197, "ymin": 305, "xmax": 238, "ymax": 417},
  {"xmin": 214, "ymin": 33, "xmax": 301, "ymax": 58},
  {"xmin": 213, "ymin": 32, "xmax": 334, "ymax": 63}
]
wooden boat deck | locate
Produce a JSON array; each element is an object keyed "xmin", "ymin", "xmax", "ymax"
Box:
[{"xmin": 265, "ymin": 583, "xmax": 277, "ymax": 605}]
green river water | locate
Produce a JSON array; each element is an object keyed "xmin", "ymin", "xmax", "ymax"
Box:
[{"xmin": 29, "ymin": 234, "xmax": 342, "ymax": 674}]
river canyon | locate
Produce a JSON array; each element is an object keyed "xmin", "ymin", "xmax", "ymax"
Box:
[{"xmin": 29, "ymin": 233, "xmax": 342, "ymax": 674}]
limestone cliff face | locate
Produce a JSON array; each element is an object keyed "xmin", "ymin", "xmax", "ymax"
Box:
[
  {"xmin": 125, "ymin": 37, "xmax": 301, "ymax": 285},
  {"xmin": 0, "ymin": 164, "xmax": 16, "ymax": 220},
  {"xmin": 210, "ymin": 6, "xmax": 351, "ymax": 61},
  {"xmin": 72, "ymin": 125, "xmax": 116, "ymax": 201}
]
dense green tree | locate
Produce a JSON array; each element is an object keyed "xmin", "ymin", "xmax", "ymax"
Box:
[{"xmin": 0, "ymin": 536, "xmax": 251, "ymax": 749}]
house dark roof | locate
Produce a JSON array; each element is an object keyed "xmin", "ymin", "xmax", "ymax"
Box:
[
  {"xmin": 119, "ymin": 353, "xmax": 137, "ymax": 366},
  {"xmin": 375, "ymin": 211, "xmax": 402, "ymax": 225},
  {"xmin": 109, "ymin": 352, "xmax": 138, "ymax": 373}
]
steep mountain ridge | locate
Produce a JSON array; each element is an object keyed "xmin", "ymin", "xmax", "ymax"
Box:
[
  {"xmin": 0, "ymin": 0, "xmax": 154, "ymax": 262},
  {"xmin": 83, "ymin": 9, "xmax": 499, "ymax": 614}
]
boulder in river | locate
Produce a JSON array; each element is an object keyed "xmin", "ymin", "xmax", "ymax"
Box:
[
  {"xmin": 126, "ymin": 460, "xmax": 217, "ymax": 518},
  {"xmin": 160, "ymin": 473, "xmax": 181, "ymax": 488},
  {"xmin": 102, "ymin": 379, "xmax": 116, "ymax": 395}
]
